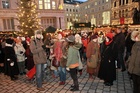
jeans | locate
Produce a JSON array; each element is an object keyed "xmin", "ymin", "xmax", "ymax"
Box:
[
  {"xmin": 132, "ymin": 74, "xmax": 140, "ymax": 93},
  {"xmin": 54, "ymin": 70, "xmax": 57, "ymax": 77},
  {"xmin": 117, "ymin": 51, "xmax": 126, "ymax": 70},
  {"xmin": 69, "ymin": 68, "xmax": 79, "ymax": 88},
  {"xmin": 35, "ymin": 64, "xmax": 44, "ymax": 88},
  {"xmin": 17, "ymin": 61, "xmax": 25, "ymax": 73},
  {"xmin": 58, "ymin": 67, "xmax": 66, "ymax": 82},
  {"xmin": 83, "ymin": 53, "xmax": 87, "ymax": 60}
]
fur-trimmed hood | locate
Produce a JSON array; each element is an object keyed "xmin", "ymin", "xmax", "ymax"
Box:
[
  {"xmin": 34, "ymin": 30, "xmax": 43, "ymax": 40},
  {"xmin": 131, "ymin": 31, "xmax": 140, "ymax": 41}
]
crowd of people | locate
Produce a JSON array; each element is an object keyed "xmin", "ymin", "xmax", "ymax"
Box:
[{"xmin": 0, "ymin": 27, "xmax": 140, "ymax": 93}]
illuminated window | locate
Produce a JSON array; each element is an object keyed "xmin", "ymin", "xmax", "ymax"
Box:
[
  {"xmin": 52, "ymin": 1, "xmax": 55, "ymax": 9},
  {"xmin": 67, "ymin": 14, "xmax": 68, "ymax": 16},
  {"xmin": 44, "ymin": 0, "xmax": 50, "ymax": 9},
  {"xmin": 85, "ymin": 6, "xmax": 87, "ymax": 9},
  {"xmin": 70, "ymin": 14, "xmax": 71, "ymax": 16},
  {"xmin": 2, "ymin": 0, "xmax": 9, "ymax": 9},
  {"xmin": 39, "ymin": 0, "xmax": 43, "ymax": 9},
  {"xmin": 102, "ymin": 11, "xmax": 110, "ymax": 25},
  {"xmin": 106, "ymin": 0, "xmax": 108, "ymax": 2},
  {"xmin": 95, "ymin": 2, "xmax": 97, "ymax": 5},
  {"xmin": 88, "ymin": 5, "xmax": 90, "ymax": 8}
]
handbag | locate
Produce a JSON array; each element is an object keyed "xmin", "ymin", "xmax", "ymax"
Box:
[
  {"xmin": 87, "ymin": 55, "xmax": 98, "ymax": 68},
  {"xmin": 52, "ymin": 57, "xmax": 60, "ymax": 67}
]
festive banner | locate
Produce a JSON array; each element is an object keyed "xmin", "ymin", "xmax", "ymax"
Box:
[{"xmin": 120, "ymin": 17, "xmax": 124, "ymax": 24}]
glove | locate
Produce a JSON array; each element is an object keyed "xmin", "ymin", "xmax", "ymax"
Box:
[
  {"xmin": 10, "ymin": 62, "xmax": 14, "ymax": 66},
  {"xmin": 20, "ymin": 51, "xmax": 23, "ymax": 54},
  {"xmin": 42, "ymin": 45, "xmax": 46, "ymax": 50},
  {"xmin": 7, "ymin": 59, "xmax": 10, "ymax": 61}
]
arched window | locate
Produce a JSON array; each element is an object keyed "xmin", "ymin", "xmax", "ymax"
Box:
[
  {"xmin": 119, "ymin": 11, "xmax": 121, "ymax": 17},
  {"xmin": 119, "ymin": 0, "xmax": 121, "ymax": 6},
  {"xmin": 114, "ymin": 1, "xmax": 116, "ymax": 7}
]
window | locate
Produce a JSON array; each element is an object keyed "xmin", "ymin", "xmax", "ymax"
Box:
[
  {"xmin": 119, "ymin": 0, "xmax": 121, "ymax": 6},
  {"xmin": 2, "ymin": 0, "xmax": 9, "ymax": 9},
  {"xmin": 70, "ymin": 18, "xmax": 72, "ymax": 21},
  {"xmin": 99, "ymin": 14, "xmax": 101, "ymax": 18},
  {"xmin": 88, "ymin": 5, "xmax": 90, "ymax": 8},
  {"xmin": 119, "ymin": 11, "xmax": 121, "ymax": 17},
  {"xmin": 95, "ymin": 2, "xmax": 97, "ymax": 5},
  {"xmin": 39, "ymin": 0, "xmax": 43, "ymax": 9},
  {"xmin": 106, "ymin": 4, "xmax": 108, "ymax": 8},
  {"xmin": 122, "ymin": 10, "xmax": 124, "ymax": 17},
  {"xmin": 70, "ymin": 9, "xmax": 71, "ymax": 12},
  {"xmin": 67, "ymin": 18, "xmax": 69, "ymax": 21},
  {"xmin": 99, "ymin": 7, "xmax": 101, "ymax": 10},
  {"xmin": 106, "ymin": 0, "xmax": 108, "ymax": 2},
  {"xmin": 52, "ymin": 1, "xmax": 55, "ymax": 9},
  {"xmin": 126, "ymin": 9, "xmax": 128, "ymax": 17},
  {"xmin": 102, "ymin": 0, "xmax": 104, "ymax": 3},
  {"xmin": 92, "ymin": 9, "xmax": 94, "ymax": 12},
  {"xmin": 66, "ymin": 8, "xmax": 68, "ymax": 11},
  {"xmin": 114, "ymin": 12, "xmax": 117, "ymax": 18},
  {"xmin": 76, "ymin": 9, "xmax": 78, "ymax": 12},
  {"xmin": 2, "ymin": 18, "xmax": 14, "ymax": 31},
  {"xmin": 126, "ymin": 0, "xmax": 128, "ymax": 4},
  {"xmin": 85, "ymin": 6, "xmax": 87, "ymax": 9},
  {"xmin": 66, "ymin": 14, "xmax": 68, "ymax": 16},
  {"xmin": 123, "ymin": 0, "xmax": 125, "ymax": 5},
  {"xmin": 102, "ymin": 6, "xmax": 104, "ymax": 10},
  {"xmin": 99, "ymin": 1, "xmax": 100, "ymax": 4},
  {"xmin": 73, "ymin": 9, "xmax": 75, "ymax": 12},
  {"xmin": 114, "ymin": 1, "xmax": 116, "ymax": 7},
  {"xmin": 41, "ymin": 18, "xmax": 55, "ymax": 29},
  {"xmin": 44, "ymin": 0, "xmax": 50, "ymax": 9}
]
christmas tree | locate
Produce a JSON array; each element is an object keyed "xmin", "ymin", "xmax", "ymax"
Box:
[{"xmin": 16, "ymin": 0, "xmax": 42, "ymax": 36}]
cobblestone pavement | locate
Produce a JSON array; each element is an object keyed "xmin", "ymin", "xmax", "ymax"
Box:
[{"xmin": 0, "ymin": 62, "xmax": 133, "ymax": 93}]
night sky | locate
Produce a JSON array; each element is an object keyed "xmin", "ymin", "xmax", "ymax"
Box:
[{"xmin": 74, "ymin": 0, "xmax": 88, "ymax": 2}]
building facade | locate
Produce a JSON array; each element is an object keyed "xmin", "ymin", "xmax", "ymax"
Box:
[
  {"xmin": 64, "ymin": 0, "xmax": 81, "ymax": 30},
  {"xmin": 0, "ymin": 0, "xmax": 65, "ymax": 32},
  {"xmin": 79, "ymin": 0, "xmax": 111, "ymax": 26},
  {"xmin": 111, "ymin": 0, "xmax": 139, "ymax": 25}
]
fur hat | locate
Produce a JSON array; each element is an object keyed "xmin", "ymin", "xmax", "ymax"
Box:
[
  {"xmin": 65, "ymin": 35, "xmax": 75, "ymax": 42},
  {"xmin": 34, "ymin": 30, "xmax": 43, "ymax": 39},
  {"xmin": 131, "ymin": 31, "xmax": 140, "ymax": 41},
  {"xmin": 6, "ymin": 39, "xmax": 14, "ymax": 44}
]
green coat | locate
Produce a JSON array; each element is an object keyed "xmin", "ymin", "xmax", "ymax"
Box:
[
  {"xmin": 128, "ymin": 42, "xmax": 140, "ymax": 76},
  {"xmin": 66, "ymin": 46, "xmax": 79, "ymax": 67}
]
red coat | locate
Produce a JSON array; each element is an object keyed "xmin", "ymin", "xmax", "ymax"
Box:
[{"xmin": 82, "ymin": 37, "xmax": 89, "ymax": 53}]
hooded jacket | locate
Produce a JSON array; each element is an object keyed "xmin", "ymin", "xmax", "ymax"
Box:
[
  {"xmin": 30, "ymin": 30, "xmax": 47, "ymax": 64},
  {"xmin": 128, "ymin": 31, "xmax": 140, "ymax": 76}
]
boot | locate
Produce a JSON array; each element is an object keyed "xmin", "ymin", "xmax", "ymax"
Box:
[
  {"xmin": 89, "ymin": 74, "xmax": 94, "ymax": 79},
  {"xmin": 37, "ymin": 87, "xmax": 45, "ymax": 91},
  {"xmin": 70, "ymin": 80, "xmax": 79, "ymax": 91}
]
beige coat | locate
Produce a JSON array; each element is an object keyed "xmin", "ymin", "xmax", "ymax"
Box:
[
  {"xmin": 14, "ymin": 43, "xmax": 25, "ymax": 62},
  {"xmin": 30, "ymin": 38, "xmax": 47, "ymax": 65}
]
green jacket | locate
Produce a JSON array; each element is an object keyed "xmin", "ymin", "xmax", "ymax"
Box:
[
  {"xmin": 128, "ymin": 42, "xmax": 140, "ymax": 76},
  {"xmin": 66, "ymin": 46, "xmax": 79, "ymax": 67}
]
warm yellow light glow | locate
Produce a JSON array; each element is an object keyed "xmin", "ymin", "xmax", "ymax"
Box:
[{"xmin": 59, "ymin": 5, "xmax": 63, "ymax": 10}]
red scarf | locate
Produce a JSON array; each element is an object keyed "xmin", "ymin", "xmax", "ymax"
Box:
[
  {"xmin": 105, "ymin": 33, "xmax": 113, "ymax": 45},
  {"xmin": 105, "ymin": 39, "xmax": 113, "ymax": 45}
]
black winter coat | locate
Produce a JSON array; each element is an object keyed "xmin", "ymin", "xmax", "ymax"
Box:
[
  {"xmin": 98, "ymin": 41, "xmax": 118, "ymax": 82},
  {"xmin": 125, "ymin": 33, "xmax": 135, "ymax": 52},
  {"xmin": 115, "ymin": 32, "xmax": 125, "ymax": 52},
  {"xmin": 4, "ymin": 46, "xmax": 19, "ymax": 76}
]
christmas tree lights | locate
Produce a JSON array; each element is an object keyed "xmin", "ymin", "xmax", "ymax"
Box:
[{"xmin": 16, "ymin": 0, "xmax": 42, "ymax": 36}]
